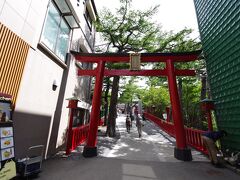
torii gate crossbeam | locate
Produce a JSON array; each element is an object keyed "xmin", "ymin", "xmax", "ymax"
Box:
[{"xmin": 71, "ymin": 50, "xmax": 201, "ymax": 161}]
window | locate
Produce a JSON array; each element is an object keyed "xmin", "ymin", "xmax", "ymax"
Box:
[
  {"xmin": 84, "ymin": 8, "xmax": 92, "ymax": 31},
  {"xmin": 72, "ymin": 109, "xmax": 89, "ymax": 127},
  {"xmin": 41, "ymin": 2, "xmax": 70, "ymax": 61}
]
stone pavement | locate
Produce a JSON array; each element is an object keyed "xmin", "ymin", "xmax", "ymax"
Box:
[{"xmin": 24, "ymin": 114, "xmax": 240, "ymax": 180}]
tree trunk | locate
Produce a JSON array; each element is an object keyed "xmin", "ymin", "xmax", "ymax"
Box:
[
  {"xmin": 200, "ymin": 76, "xmax": 207, "ymax": 100},
  {"xmin": 177, "ymin": 78, "xmax": 185, "ymax": 123},
  {"xmin": 104, "ymin": 77, "xmax": 110, "ymax": 126},
  {"xmin": 107, "ymin": 76, "xmax": 120, "ymax": 137},
  {"xmin": 178, "ymin": 78, "xmax": 183, "ymax": 105}
]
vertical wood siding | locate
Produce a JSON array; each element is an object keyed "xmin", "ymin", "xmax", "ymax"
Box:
[{"xmin": 0, "ymin": 23, "xmax": 29, "ymax": 105}]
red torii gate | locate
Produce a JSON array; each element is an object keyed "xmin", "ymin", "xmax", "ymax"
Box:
[{"xmin": 71, "ymin": 50, "xmax": 201, "ymax": 161}]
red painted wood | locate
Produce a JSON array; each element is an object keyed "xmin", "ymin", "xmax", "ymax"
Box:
[
  {"xmin": 78, "ymin": 69, "xmax": 196, "ymax": 77},
  {"xmin": 104, "ymin": 69, "xmax": 167, "ymax": 76},
  {"xmin": 144, "ymin": 112, "xmax": 208, "ymax": 154},
  {"xmin": 71, "ymin": 51, "xmax": 201, "ymax": 156},
  {"xmin": 85, "ymin": 61, "xmax": 105, "ymax": 147},
  {"xmin": 0, "ymin": 93, "xmax": 12, "ymax": 98},
  {"xmin": 166, "ymin": 59, "xmax": 187, "ymax": 149},
  {"xmin": 207, "ymin": 111, "xmax": 213, "ymax": 131},
  {"xmin": 71, "ymin": 125, "xmax": 89, "ymax": 151},
  {"xmin": 175, "ymin": 69, "xmax": 196, "ymax": 76},
  {"xmin": 72, "ymin": 50, "xmax": 201, "ymax": 63},
  {"xmin": 78, "ymin": 69, "xmax": 97, "ymax": 76},
  {"xmin": 66, "ymin": 108, "xmax": 74, "ymax": 155}
]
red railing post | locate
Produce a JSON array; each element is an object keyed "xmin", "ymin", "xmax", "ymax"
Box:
[
  {"xmin": 66, "ymin": 99, "xmax": 78, "ymax": 155},
  {"xmin": 166, "ymin": 59, "xmax": 192, "ymax": 161},
  {"xmin": 166, "ymin": 107, "xmax": 170, "ymax": 122},
  {"xmin": 83, "ymin": 60, "xmax": 105, "ymax": 157},
  {"xmin": 145, "ymin": 112, "xmax": 208, "ymax": 155},
  {"xmin": 206, "ymin": 111, "xmax": 213, "ymax": 131},
  {"xmin": 201, "ymin": 99, "xmax": 214, "ymax": 131}
]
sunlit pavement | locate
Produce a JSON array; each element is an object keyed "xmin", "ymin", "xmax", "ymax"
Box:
[
  {"xmin": 98, "ymin": 114, "xmax": 206, "ymax": 162},
  {"xmin": 35, "ymin": 114, "xmax": 240, "ymax": 180}
]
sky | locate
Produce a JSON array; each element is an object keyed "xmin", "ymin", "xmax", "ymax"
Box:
[
  {"xmin": 94, "ymin": 0, "xmax": 200, "ymax": 38},
  {"xmin": 94, "ymin": 0, "xmax": 200, "ymax": 87}
]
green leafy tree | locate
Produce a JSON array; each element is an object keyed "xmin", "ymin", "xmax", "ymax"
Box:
[
  {"xmin": 96, "ymin": 0, "xmax": 203, "ymax": 136},
  {"xmin": 180, "ymin": 77, "xmax": 207, "ymax": 129},
  {"xmin": 119, "ymin": 77, "xmax": 139, "ymax": 104},
  {"xmin": 141, "ymin": 86, "xmax": 170, "ymax": 118},
  {"xmin": 96, "ymin": 0, "xmax": 163, "ymax": 137},
  {"xmin": 146, "ymin": 28, "xmax": 206, "ymax": 128}
]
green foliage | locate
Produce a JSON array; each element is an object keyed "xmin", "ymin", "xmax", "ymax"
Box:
[
  {"xmin": 181, "ymin": 78, "xmax": 202, "ymax": 128},
  {"xmin": 151, "ymin": 29, "xmax": 201, "ymax": 53},
  {"xmin": 119, "ymin": 77, "xmax": 139, "ymax": 103},
  {"xmin": 96, "ymin": 0, "xmax": 205, "ymax": 131},
  {"xmin": 141, "ymin": 87, "xmax": 169, "ymax": 107},
  {"xmin": 95, "ymin": 0, "xmax": 161, "ymax": 53},
  {"xmin": 119, "ymin": 78, "xmax": 170, "ymax": 116},
  {"xmin": 141, "ymin": 86, "xmax": 170, "ymax": 117}
]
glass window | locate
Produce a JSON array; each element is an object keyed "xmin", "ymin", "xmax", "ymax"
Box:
[
  {"xmin": 55, "ymin": 20, "xmax": 70, "ymax": 60},
  {"xmin": 41, "ymin": 2, "xmax": 70, "ymax": 61},
  {"xmin": 85, "ymin": 8, "xmax": 92, "ymax": 31}
]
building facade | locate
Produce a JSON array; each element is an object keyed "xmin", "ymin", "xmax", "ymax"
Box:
[
  {"xmin": 194, "ymin": 0, "xmax": 240, "ymax": 151},
  {"xmin": 0, "ymin": 0, "xmax": 98, "ymax": 158}
]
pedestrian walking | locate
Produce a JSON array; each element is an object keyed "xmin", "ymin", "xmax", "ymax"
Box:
[
  {"xmin": 126, "ymin": 115, "xmax": 131, "ymax": 133},
  {"xmin": 134, "ymin": 105, "xmax": 138, "ymax": 120},
  {"xmin": 136, "ymin": 115, "xmax": 142, "ymax": 138}
]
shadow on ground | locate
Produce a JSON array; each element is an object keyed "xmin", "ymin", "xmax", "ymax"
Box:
[
  {"xmin": 23, "ymin": 156, "xmax": 240, "ymax": 180},
  {"xmin": 16, "ymin": 114, "xmax": 240, "ymax": 180}
]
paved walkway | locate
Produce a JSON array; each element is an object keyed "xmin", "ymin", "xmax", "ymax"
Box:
[{"xmin": 31, "ymin": 114, "xmax": 240, "ymax": 180}]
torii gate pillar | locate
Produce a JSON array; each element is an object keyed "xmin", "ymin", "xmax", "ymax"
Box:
[
  {"xmin": 72, "ymin": 50, "xmax": 201, "ymax": 160},
  {"xmin": 83, "ymin": 61, "xmax": 105, "ymax": 157},
  {"xmin": 166, "ymin": 59, "xmax": 192, "ymax": 161}
]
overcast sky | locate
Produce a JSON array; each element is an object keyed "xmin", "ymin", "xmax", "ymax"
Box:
[{"xmin": 94, "ymin": 0, "xmax": 200, "ymax": 38}]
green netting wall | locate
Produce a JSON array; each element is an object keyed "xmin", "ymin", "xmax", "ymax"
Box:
[{"xmin": 194, "ymin": 0, "xmax": 240, "ymax": 151}]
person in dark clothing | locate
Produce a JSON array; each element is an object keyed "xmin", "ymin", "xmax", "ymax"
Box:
[
  {"xmin": 202, "ymin": 130, "xmax": 227, "ymax": 167},
  {"xmin": 126, "ymin": 115, "xmax": 131, "ymax": 133}
]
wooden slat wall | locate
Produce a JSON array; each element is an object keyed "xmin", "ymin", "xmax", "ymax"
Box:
[{"xmin": 0, "ymin": 23, "xmax": 30, "ymax": 105}]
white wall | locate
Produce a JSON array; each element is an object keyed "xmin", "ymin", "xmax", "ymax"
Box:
[
  {"xmin": 15, "ymin": 49, "xmax": 63, "ymax": 115},
  {"xmin": 13, "ymin": 47, "xmax": 64, "ymax": 158},
  {"xmin": 0, "ymin": 0, "xmax": 49, "ymax": 48},
  {"xmin": 56, "ymin": 58, "xmax": 78, "ymax": 147},
  {"xmin": 72, "ymin": 28, "xmax": 93, "ymax": 52},
  {"xmin": 1, "ymin": 0, "xmax": 97, "ymax": 157}
]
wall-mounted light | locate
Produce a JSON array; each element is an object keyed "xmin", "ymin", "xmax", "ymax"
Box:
[{"xmin": 52, "ymin": 80, "xmax": 58, "ymax": 91}]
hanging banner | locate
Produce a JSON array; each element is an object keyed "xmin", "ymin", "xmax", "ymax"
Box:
[{"xmin": 0, "ymin": 160, "xmax": 16, "ymax": 180}]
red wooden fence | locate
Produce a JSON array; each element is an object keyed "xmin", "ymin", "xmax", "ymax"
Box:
[
  {"xmin": 144, "ymin": 112, "xmax": 208, "ymax": 154},
  {"xmin": 69, "ymin": 124, "xmax": 89, "ymax": 153},
  {"xmin": 67, "ymin": 117, "xmax": 104, "ymax": 154},
  {"xmin": 185, "ymin": 128, "xmax": 207, "ymax": 154}
]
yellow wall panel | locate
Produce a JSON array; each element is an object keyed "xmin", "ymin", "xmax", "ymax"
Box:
[{"xmin": 0, "ymin": 23, "xmax": 30, "ymax": 105}]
